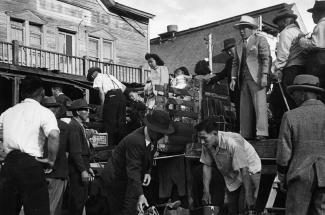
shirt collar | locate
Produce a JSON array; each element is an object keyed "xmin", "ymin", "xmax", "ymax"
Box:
[
  {"xmin": 22, "ymin": 98, "xmax": 40, "ymax": 105},
  {"xmin": 217, "ymin": 131, "xmax": 227, "ymax": 150},
  {"xmin": 318, "ymin": 17, "xmax": 325, "ymax": 24},
  {"xmin": 57, "ymin": 92, "xmax": 64, "ymax": 96},
  {"xmin": 144, "ymin": 127, "xmax": 151, "ymax": 147}
]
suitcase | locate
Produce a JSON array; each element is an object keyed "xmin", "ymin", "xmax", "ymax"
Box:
[{"xmin": 190, "ymin": 206, "xmax": 220, "ymax": 215}]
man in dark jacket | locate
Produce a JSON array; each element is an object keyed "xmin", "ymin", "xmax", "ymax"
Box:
[
  {"xmin": 67, "ymin": 99, "xmax": 94, "ymax": 215},
  {"xmin": 42, "ymin": 97, "xmax": 70, "ymax": 215},
  {"xmin": 100, "ymin": 110, "xmax": 174, "ymax": 215},
  {"xmin": 210, "ymin": 38, "xmax": 240, "ymax": 131},
  {"xmin": 51, "ymin": 84, "xmax": 72, "ymax": 118}
]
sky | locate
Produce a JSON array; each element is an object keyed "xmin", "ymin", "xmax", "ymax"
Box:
[{"xmin": 117, "ymin": 0, "xmax": 316, "ymax": 38}]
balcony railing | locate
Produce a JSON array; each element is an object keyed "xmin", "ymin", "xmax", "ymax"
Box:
[{"xmin": 0, "ymin": 40, "xmax": 150, "ymax": 84}]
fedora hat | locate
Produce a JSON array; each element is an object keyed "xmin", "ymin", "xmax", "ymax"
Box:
[
  {"xmin": 222, "ymin": 38, "xmax": 236, "ymax": 52},
  {"xmin": 234, "ymin": 15, "xmax": 258, "ymax": 29},
  {"xmin": 307, "ymin": 0, "xmax": 325, "ymax": 13},
  {"xmin": 144, "ymin": 110, "xmax": 175, "ymax": 134},
  {"xmin": 42, "ymin": 96, "xmax": 61, "ymax": 108},
  {"xmin": 287, "ymin": 75, "xmax": 324, "ymax": 94},
  {"xmin": 69, "ymin": 99, "xmax": 91, "ymax": 110},
  {"xmin": 273, "ymin": 9, "xmax": 298, "ymax": 24}
]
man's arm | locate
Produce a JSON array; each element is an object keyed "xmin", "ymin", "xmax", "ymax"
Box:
[
  {"xmin": 276, "ymin": 113, "xmax": 293, "ymax": 182},
  {"xmin": 47, "ymin": 130, "xmax": 60, "ymax": 166},
  {"xmin": 258, "ymin": 36, "xmax": 271, "ymax": 87},
  {"xmin": 299, "ymin": 24, "xmax": 325, "ymax": 49},
  {"xmin": 202, "ymin": 164, "xmax": 212, "ymax": 205},
  {"xmin": 241, "ymin": 167, "xmax": 254, "ymax": 208},
  {"xmin": 98, "ymin": 88, "xmax": 105, "ymax": 105}
]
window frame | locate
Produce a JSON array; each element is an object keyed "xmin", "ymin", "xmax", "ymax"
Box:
[{"xmin": 87, "ymin": 34, "xmax": 115, "ymax": 63}]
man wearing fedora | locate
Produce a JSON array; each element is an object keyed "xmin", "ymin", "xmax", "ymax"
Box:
[
  {"xmin": 210, "ymin": 38, "xmax": 240, "ymax": 131},
  {"xmin": 299, "ymin": 0, "xmax": 325, "ymax": 49},
  {"xmin": 231, "ymin": 15, "xmax": 271, "ymax": 140},
  {"xmin": 67, "ymin": 99, "xmax": 95, "ymax": 215},
  {"xmin": 271, "ymin": 8, "xmax": 307, "ymax": 134},
  {"xmin": 42, "ymin": 96, "xmax": 70, "ymax": 215},
  {"xmin": 277, "ymin": 74, "xmax": 325, "ymax": 215},
  {"xmin": 99, "ymin": 110, "xmax": 174, "ymax": 215}
]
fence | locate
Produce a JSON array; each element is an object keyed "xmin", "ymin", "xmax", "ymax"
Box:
[{"xmin": 0, "ymin": 40, "xmax": 150, "ymax": 84}]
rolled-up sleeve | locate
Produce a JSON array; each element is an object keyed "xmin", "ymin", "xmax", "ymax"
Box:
[
  {"xmin": 41, "ymin": 109, "xmax": 59, "ymax": 137},
  {"xmin": 276, "ymin": 113, "xmax": 292, "ymax": 174},
  {"xmin": 200, "ymin": 145, "xmax": 213, "ymax": 166}
]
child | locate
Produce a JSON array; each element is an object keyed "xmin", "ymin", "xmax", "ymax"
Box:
[{"xmin": 171, "ymin": 67, "xmax": 191, "ymax": 89}]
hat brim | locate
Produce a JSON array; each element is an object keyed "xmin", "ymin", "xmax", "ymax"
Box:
[
  {"xmin": 273, "ymin": 14, "xmax": 298, "ymax": 24},
  {"xmin": 287, "ymin": 85, "xmax": 325, "ymax": 94},
  {"xmin": 69, "ymin": 106, "xmax": 92, "ymax": 111},
  {"xmin": 234, "ymin": 22, "xmax": 258, "ymax": 29},
  {"xmin": 221, "ymin": 45, "xmax": 235, "ymax": 52},
  {"xmin": 143, "ymin": 117, "xmax": 175, "ymax": 134}
]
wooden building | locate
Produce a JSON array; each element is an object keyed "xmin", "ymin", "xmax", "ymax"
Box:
[
  {"xmin": 0, "ymin": 0, "xmax": 154, "ymax": 113},
  {"xmin": 150, "ymin": 3, "xmax": 306, "ymax": 74}
]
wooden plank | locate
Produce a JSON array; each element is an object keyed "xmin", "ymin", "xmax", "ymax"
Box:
[{"xmin": 205, "ymin": 92, "xmax": 229, "ymax": 100}]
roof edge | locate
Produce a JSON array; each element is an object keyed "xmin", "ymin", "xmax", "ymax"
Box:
[{"xmin": 151, "ymin": 3, "xmax": 289, "ymax": 41}]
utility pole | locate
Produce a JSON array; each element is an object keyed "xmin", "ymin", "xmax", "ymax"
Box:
[{"xmin": 208, "ymin": 33, "xmax": 213, "ymax": 72}]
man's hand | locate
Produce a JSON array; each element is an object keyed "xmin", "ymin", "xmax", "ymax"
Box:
[
  {"xmin": 245, "ymin": 192, "xmax": 255, "ymax": 209},
  {"xmin": 137, "ymin": 194, "xmax": 149, "ymax": 214},
  {"xmin": 143, "ymin": 174, "xmax": 151, "ymax": 186},
  {"xmin": 202, "ymin": 191, "xmax": 212, "ymax": 205},
  {"xmin": 81, "ymin": 170, "xmax": 90, "ymax": 183},
  {"xmin": 89, "ymin": 168, "xmax": 95, "ymax": 182},
  {"xmin": 35, "ymin": 157, "xmax": 54, "ymax": 168},
  {"xmin": 260, "ymin": 75, "xmax": 268, "ymax": 88},
  {"xmin": 230, "ymin": 79, "xmax": 236, "ymax": 91}
]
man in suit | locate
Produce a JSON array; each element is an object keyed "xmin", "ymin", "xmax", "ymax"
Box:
[
  {"xmin": 99, "ymin": 110, "xmax": 174, "ymax": 215},
  {"xmin": 51, "ymin": 84, "xmax": 72, "ymax": 118},
  {"xmin": 277, "ymin": 74, "xmax": 325, "ymax": 215},
  {"xmin": 42, "ymin": 97, "xmax": 70, "ymax": 215},
  {"xmin": 67, "ymin": 99, "xmax": 94, "ymax": 215},
  {"xmin": 210, "ymin": 38, "xmax": 240, "ymax": 131},
  {"xmin": 230, "ymin": 15, "xmax": 271, "ymax": 140}
]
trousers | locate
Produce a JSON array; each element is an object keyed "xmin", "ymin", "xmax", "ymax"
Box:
[
  {"xmin": 240, "ymin": 78, "xmax": 268, "ymax": 138},
  {"xmin": 68, "ymin": 168, "xmax": 88, "ymax": 215},
  {"xmin": 0, "ymin": 150, "xmax": 50, "ymax": 215},
  {"xmin": 47, "ymin": 178, "xmax": 67, "ymax": 215},
  {"xmin": 103, "ymin": 89, "xmax": 126, "ymax": 145}
]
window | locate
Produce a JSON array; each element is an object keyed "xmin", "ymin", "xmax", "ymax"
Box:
[
  {"xmin": 88, "ymin": 37, "xmax": 114, "ymax": 62},
  {"xmin": 103, "ymin": 40, "xmax": 113, "ymax": 62},
  {"xmin": 29, "ymin": 24, "xmax": 42, "ymax": 48},
  {"xmin": 58, "ymin": 30, "xmax": 75, "ymax": 56},
  {"xmin": 10, "ymin": 19, "xmax": 24, "ymax": 43},
  {"xmin": 89, "ymin": 37, "xmax": 99, "ymax": 60}
]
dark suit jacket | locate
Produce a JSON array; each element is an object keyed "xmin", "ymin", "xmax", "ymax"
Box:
[
  {"xmin": 47, "ymin": 120, "xmax": 70, "ymax": 179},
  {"xmin": 68, "ymin": 118, "xmax": 91, "ymax": 174},
  {"xmin": 55, "ymin": 93, "xmax": 72, "ymax": 117},
  {"xmin": 210, "ymin": 57, "xmax": 233, "ymax": 85},
  {"xmin": 101, "ymin": 127, "xmax": 152, "ymax": 197}
]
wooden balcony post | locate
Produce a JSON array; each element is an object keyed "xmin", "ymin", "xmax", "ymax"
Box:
[
  {"xmin": 12, "ymin": 40, "xmax": 20, "ymax": 65},
  {"xmin": 139, "ymin": 65, "xmax": 144, "ymax": 84},
  {"xmin": 83, "ymin": 56, "xmax": 89, "ymax": 76}
]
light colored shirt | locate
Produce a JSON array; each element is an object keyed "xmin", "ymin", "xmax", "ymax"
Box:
[
  {"xmin": 93, "ymin": 73, "xmax": 126, "ymax": 94},
  {"xmin": 300, "ymin": 17, "xmax": 325, "ymax": 49},
  {"xmin": 147, "ymin": 66, "xmax": 169, "ymax": 88},
  {"xmin": 171, "ymin": 75, "xmax": 191, "ymax": 89},
  {"xmin": 200, "ymin": 131, "xmax": 261, "ymax": 192},
  {"xmin": 144, "ymin": 126, "xmax": 151, "ymax": 147},
  {"xmin": 0, "ymin": 98, "xmax": 59, "ymax": 157},
  {"xmin": 275, "ymin": 24, "xmax": 306, "ymax": 72}
]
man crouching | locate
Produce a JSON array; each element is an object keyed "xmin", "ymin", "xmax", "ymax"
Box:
[{"xmin": 196, "ymin": 118, "xmax": 261, "ymax": 214}]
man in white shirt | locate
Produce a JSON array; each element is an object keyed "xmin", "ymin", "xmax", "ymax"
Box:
[
  {"xmin": 196, "ymin": 118, "xmax": 261, "ymax": 214},
  {"xmin": 87, "ymin": 67, "xmax": 126, "ymax": 145},
  {"xmin": 0, "ymin": 76, "xmax": 60, "ymax": 215}
]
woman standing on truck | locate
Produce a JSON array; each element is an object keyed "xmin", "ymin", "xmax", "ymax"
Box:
[{"xmin": 144, "ymin": 53, "xmax": 169, "ymax": 109}]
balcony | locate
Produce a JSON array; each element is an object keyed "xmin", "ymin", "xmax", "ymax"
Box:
[{"xmin": 0, "ymin": 40, "xmax": 150, "ymax": 84}]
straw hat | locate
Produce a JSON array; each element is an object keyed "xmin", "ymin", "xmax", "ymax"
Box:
[
  {"xmin": 287, "ymin": 75, "xmax": 324, "ymax": 94},
  {"xmin": 234, "ymin": 16, "xmax": 258, "ymax": 29}
]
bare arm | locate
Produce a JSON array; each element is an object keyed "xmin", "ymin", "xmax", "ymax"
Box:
[
  {"xmin": 202, "ymin": 164, "xmax": 212, "ymax": 205},
  {"xmin": 241, "ymin": 167, "xmax": 254, "ymax": 208},
  {"xmin": 47, "ymin": 130, "xmax": 60, "ymax": 165},
  {"xmin": 99, "ymin": 88, "xmax": 105, "ymax": 105}
]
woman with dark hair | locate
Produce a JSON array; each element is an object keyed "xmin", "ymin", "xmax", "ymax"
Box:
[
  {"xmin": 144, "ymin": 53, "xmax": 169, "ymax": 109},
  {"xmin": 194, "ymin": 60, "xmax": 211, "ymax": 76}
]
